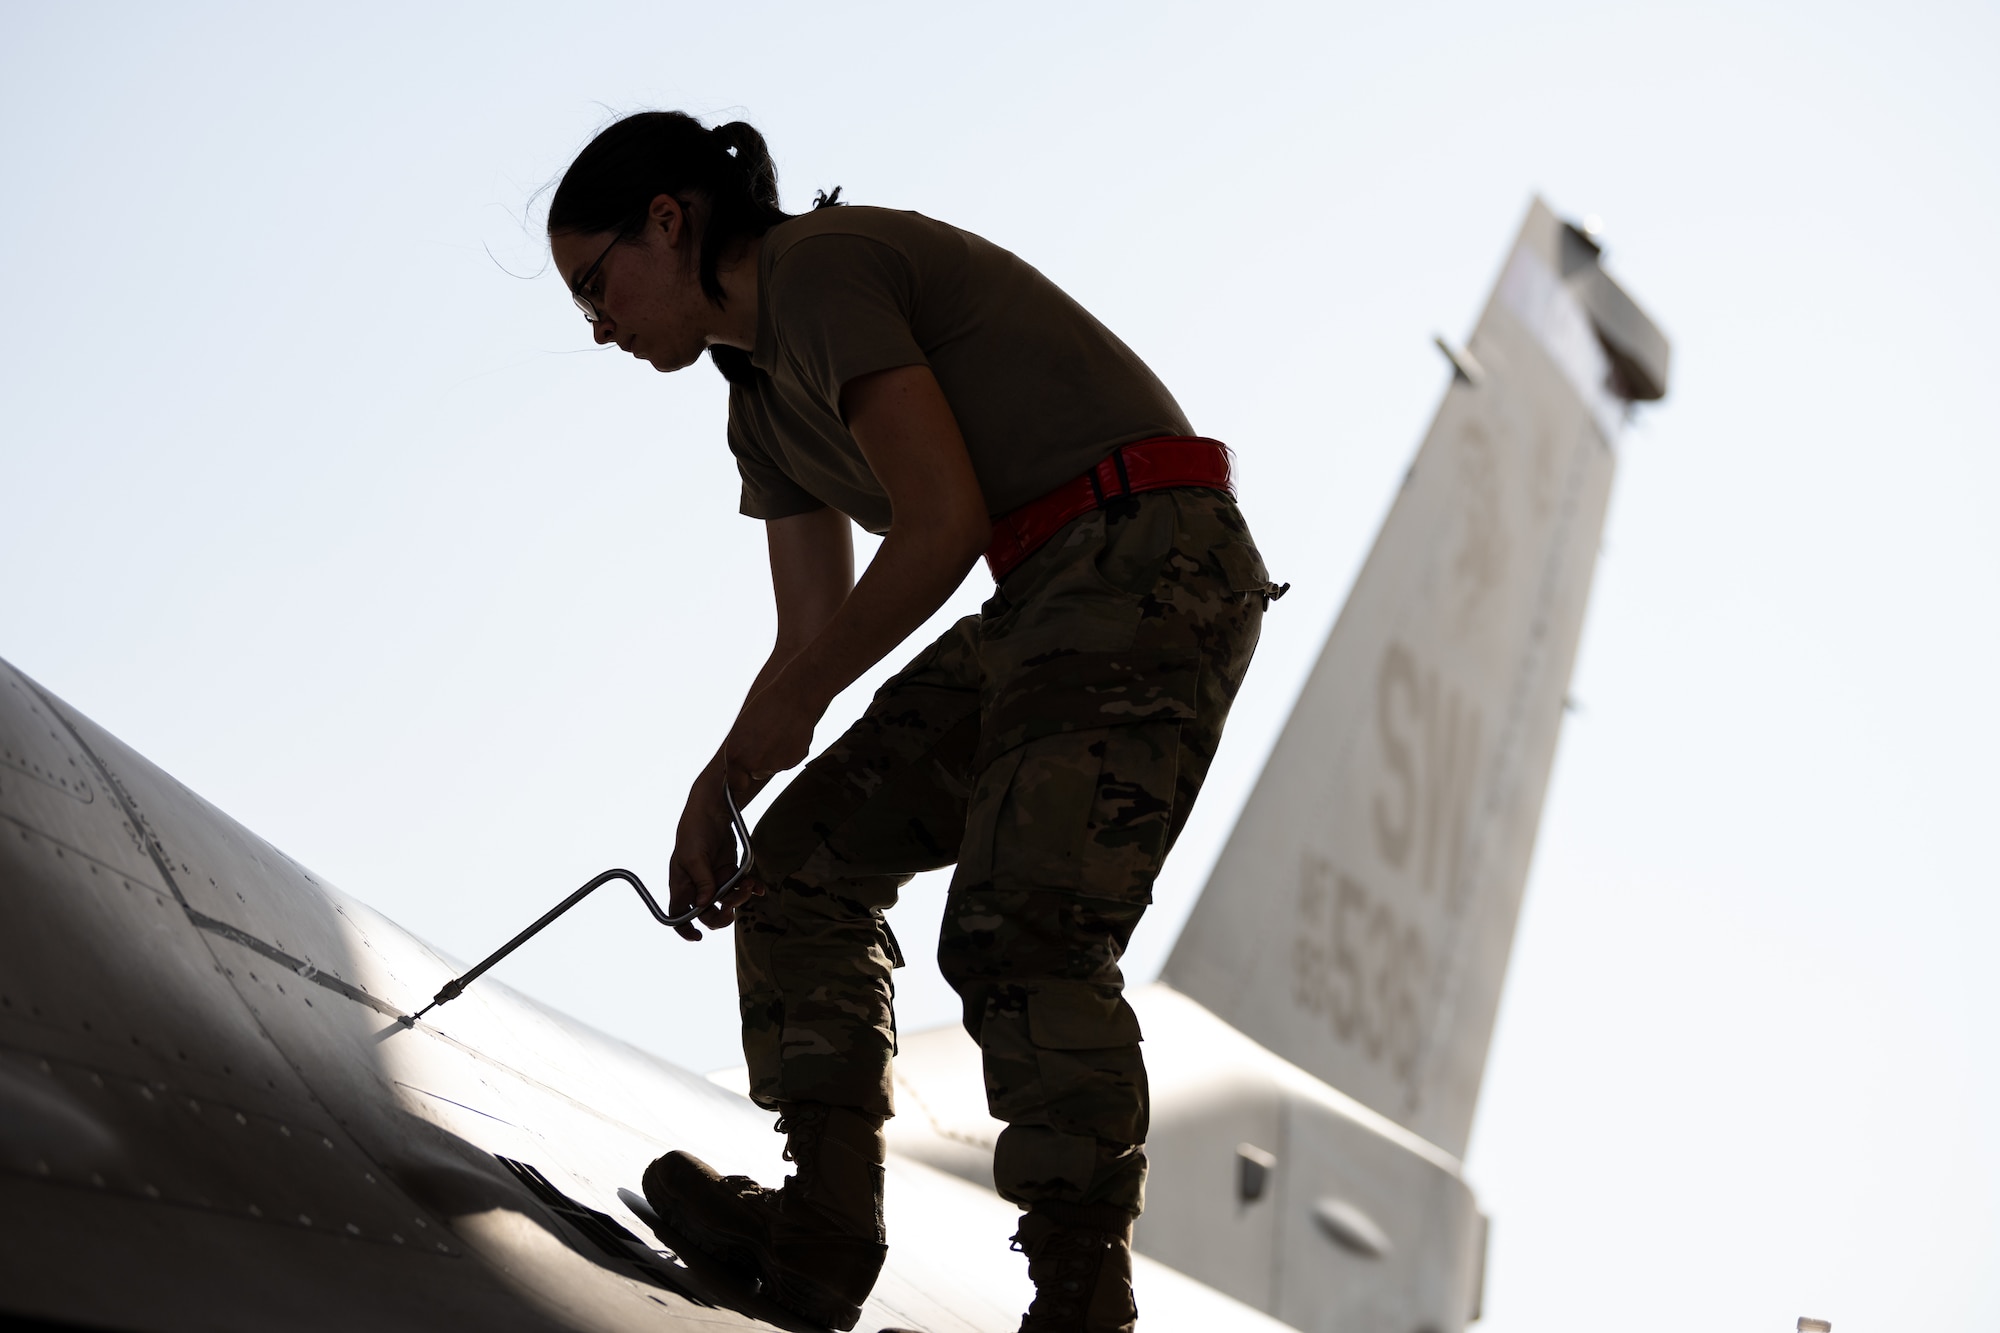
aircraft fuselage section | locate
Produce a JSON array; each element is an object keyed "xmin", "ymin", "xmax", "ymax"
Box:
[{"xmin": 0, "ymin": 660, "xmax": 1286, "ymax": 1333}]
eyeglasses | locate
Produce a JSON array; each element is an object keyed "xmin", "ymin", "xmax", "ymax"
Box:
[{"xmin": 568, "ymin": 232, "xmax": 625, "ymax": 324}]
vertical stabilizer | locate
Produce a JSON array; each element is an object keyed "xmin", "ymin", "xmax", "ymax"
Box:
[{"xmin": 1163, "ymin": 200, "xmax": 1668, "ymax": 1158}]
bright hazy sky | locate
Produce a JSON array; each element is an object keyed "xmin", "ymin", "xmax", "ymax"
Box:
[{"xmin": 4, "ymin": 4, "xmax": 1995, "ymax": 1330}]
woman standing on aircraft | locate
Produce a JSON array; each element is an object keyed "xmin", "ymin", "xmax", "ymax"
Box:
[{"xmin": 546, "ymin": 112, "xmax": 1276, "ymax": 1333}]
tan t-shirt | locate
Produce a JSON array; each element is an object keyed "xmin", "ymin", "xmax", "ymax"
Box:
[{"xmin": 729, "ymin": 206, "xmax": 1193, "ymax": 535}]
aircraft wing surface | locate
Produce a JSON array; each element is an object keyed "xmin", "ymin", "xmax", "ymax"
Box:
[{"xmin": 0, "ymin": 659, "xmax": 1284, "ymax": 1332}]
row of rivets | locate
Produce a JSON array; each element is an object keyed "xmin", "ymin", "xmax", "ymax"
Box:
[{"xmin": 13, "ymin": 1051, "xmax": 452, "ymax": 1251}]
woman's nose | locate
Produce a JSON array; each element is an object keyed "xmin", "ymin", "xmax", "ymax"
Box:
[{"xmin": 593, "ymin": 320, "xmax": 616, "ymax": 346}]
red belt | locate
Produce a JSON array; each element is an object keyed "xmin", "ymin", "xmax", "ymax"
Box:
[{"xmin": 984, "ymin": 436, "xmax": 1235, "ymax": 581}]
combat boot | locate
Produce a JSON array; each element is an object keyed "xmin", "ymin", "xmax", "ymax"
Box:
[
  {"xmin": 642, "ymin": 1101, "xmax": 887, "ymax": 1331},
  {"xmin": 1012, "ymin": 1202, "xmax": 1139, "ymax": 1333}
]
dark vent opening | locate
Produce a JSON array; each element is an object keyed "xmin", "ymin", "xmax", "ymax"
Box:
[{"xmin": 494, "ymin": 1154, "xmax": 695, "ymax": 1300}]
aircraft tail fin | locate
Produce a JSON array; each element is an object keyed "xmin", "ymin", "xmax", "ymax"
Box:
[{"xmin": 1162, "ymin": 200, "xmax": 1668, "ymax": 1158}]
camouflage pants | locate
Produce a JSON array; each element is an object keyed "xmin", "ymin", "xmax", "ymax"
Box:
[{"xmin": 736, "ymin": 487, "xmax": 1271, "ymax": 1215}]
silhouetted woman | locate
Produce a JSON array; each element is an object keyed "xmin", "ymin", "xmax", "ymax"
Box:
[{"xmin": 548, "ymin": 111, "xmax": 1276, "ymax": 1333}]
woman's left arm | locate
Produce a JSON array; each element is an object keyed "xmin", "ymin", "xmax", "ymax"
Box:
[{"xmin": 720, "ymin": 364, "xmax": 990, "ymax": 786}]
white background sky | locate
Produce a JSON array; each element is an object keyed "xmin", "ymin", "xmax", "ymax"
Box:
[{"xmin": 3, "ymin": 3, "xmax": 1994, "ymax": 1330}]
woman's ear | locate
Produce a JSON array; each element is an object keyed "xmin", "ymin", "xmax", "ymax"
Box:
[{"xmin": 648, "ymin": 193, "xmax": 688, "ymax": 249}]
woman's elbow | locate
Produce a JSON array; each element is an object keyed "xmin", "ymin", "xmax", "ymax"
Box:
[
  {"xmin": 955, "ymin": 510, "xmax": 993, "ymax": 566},
  {"xmin": 887, "ymin": 503, "xmax": 990, "ymax": 570}
]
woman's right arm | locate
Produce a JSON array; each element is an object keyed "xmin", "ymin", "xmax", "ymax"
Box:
[{"xmin": 666, "ymin": 505, "xmax": 854, "ymax": 939}]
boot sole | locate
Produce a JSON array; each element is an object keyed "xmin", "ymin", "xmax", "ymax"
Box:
[{"xmin": 761, "ymin": 1259, "xmax": 868, "ymax": 1333}]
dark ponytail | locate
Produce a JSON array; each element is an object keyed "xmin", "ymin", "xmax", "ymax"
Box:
[{"xmin": 549, "ymin": 111, "xmax": 827, "ymax": 383}]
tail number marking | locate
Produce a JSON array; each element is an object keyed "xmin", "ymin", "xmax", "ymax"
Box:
[
  {"xmin": 1293, "ymin": 854, "xmax": 1427, "ymax": 1082},
  {"xmin": 1372, "ymin": 640, "xmax": 1482, "ymax": 909}
]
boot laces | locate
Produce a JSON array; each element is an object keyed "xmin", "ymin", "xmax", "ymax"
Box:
[
  {"xmin": 1016, "ymin": 1223, "xmax": 1129, "ymax": 1329},
  {"xmin": 773, "ymin": 1105, "xmax": 827, "ymax": 1165}
]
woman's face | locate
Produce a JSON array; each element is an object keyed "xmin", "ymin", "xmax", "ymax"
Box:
[{"xmin": 552, "ymin": 194, "xmax": 711, "ymax": 373}]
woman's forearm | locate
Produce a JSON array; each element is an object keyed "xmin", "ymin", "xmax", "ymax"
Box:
[
  {"xmin": 764, "ymin": 364, "xmax": 992, "ymax": 718},
  {"xmin": 719, "ymin": 366, "xmax": 988, "ymax": 784},
  {"xmin": 773, "ymin": 518, "xmax": 985, "ymax": 720},
  {"xmin": 702, "ymin": 644, "xmax": 796, "ymax": 783}
]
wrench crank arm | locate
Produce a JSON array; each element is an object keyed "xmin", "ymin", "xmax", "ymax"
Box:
[{"xmin": 397, "ymin": 784, "xmax": 755, "ymax": 1027}]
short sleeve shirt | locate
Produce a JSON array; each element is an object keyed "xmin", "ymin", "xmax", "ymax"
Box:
[{"xmin": 729, "ymin": 207, "xmax": 1193, "ymax": 535}]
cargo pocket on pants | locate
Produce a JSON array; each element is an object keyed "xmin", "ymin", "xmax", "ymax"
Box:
[
  {"xmin": 962, "ymin": 721, "xmax": 1186, "ymax": 901},
  {"xmin": 983, "ymin": 980, "xmax": 1148, "ymax": 1143},
  {"xmin": 965, "ymin": 647, "xmax": 1198, "ymax": 902}
]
